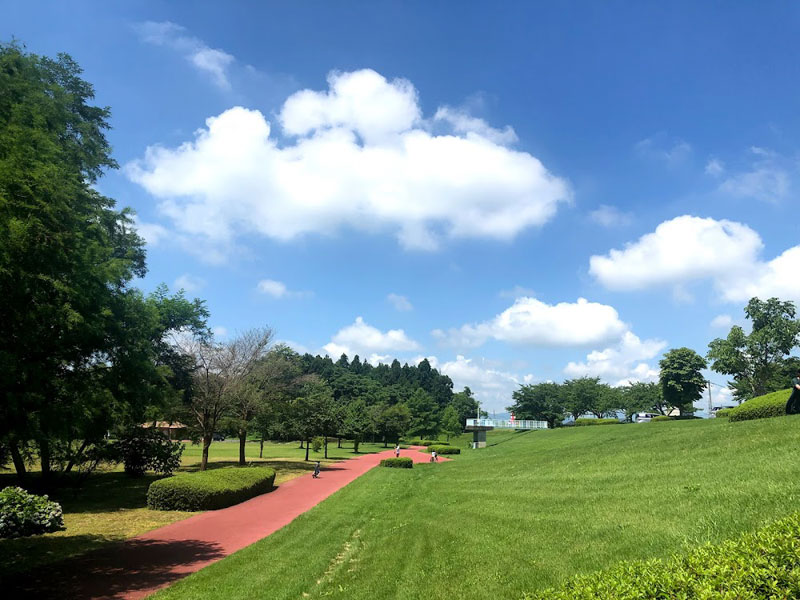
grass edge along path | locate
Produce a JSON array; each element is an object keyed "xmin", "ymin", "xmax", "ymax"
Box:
[{"xmin": 9, "ymin": 446, "xmax": 441, "ymax": 600}]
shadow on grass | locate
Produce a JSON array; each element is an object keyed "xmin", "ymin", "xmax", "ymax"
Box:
[{"xmin": 7, "ymin": 537, "xmax": 225, "ymax": 599}]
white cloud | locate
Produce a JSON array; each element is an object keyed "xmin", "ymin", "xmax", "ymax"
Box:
[
  {"xmin": 433, "ymin": 297, "xmax": 628, "ymax": 349},
  {"xmin": 563, "ymin": 331, "xmax": 667, "ymax": 387},
  {"xmin": 718, "ymin": 147, "xmax": 791, "ymax": 203},
  {"xmin": 387, "ymin": 293, "xmax": 413, "ymax": 312},
  {"xmin": 710, "ymin": 314, "xmax": 733, "ymax": 329},
  {"xmin": 635, "ymin": 135, "xmax": 692, "ymax": 165},
  {"xmin": 589, "ymin": 215, "xmax": 800, "ymax": 303},
  {"xmin": 323, "ymin": 316, "xmax": 420, "ymax": 358},
  {"xmin": 135, "ymin": 21, "xmax": 234, "ymax": 90},
  {"xmin": 256, "ymin": 279, "xmax": 311, "ymax": 299},
  {"xmin": 433, "ymin": 106, "xmax": 518, "ymax": 145},
  {"xmin": 133, "ymin": 216, "xmax": 170, "ymax": 246},
  {"xmin": 589, "ymin": 204, "xmax": 633, "ymax": 227},
  {"xmin": 498, "ymin": 285, "xmax": 537, "ymax": 299},
  {"xmin": 174, "ymin": 273, "xmax": 206, "ymax": 293},
  {"xmin": 589, "ymin": 215, "xmax": 763, "ymax": 291},
  {"xmin": 435, "ymin": 355, "xmax": 535, "ymax": 411},
  {"xmin": 127, "ymin": 69, "xmax": 571, "ymax": 253},
  {"xmin": 211, "ymin": 325, "xmax": 228, "ymax": 339},
  {"xmin": 705, "ymin": 158, "xmax": 725, "ymax": 177}
]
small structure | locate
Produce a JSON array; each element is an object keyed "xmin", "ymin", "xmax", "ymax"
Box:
[
  {"xmin": 142, "ymin": 421, "xmax": 187, "ymax": 440},
  {"xmin": 464, "ymin": 418, "xmax": 548, "ymax": 448}
]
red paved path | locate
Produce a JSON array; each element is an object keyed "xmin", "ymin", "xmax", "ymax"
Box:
[{"xmin": 11, "ymin": 446, "xmax": 445, "ymax": 600}]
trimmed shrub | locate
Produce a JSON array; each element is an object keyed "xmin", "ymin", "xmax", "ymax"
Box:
[
  {"xmin": 311, "ymin": 436, "xmax": 324, "ymax": 452},
  {"xmin": 651, "ymin": 415, "xmax": 672, "ymax": 422},
  {"xmin": 113, "ymin": 428, "xmax": 184, "ymax": 477},
  {"xmin": 574, "ymin": 418, "xmax": 620, "ymax": 426},
  {"xmin": 380, "ymin": 457, "xmax": 413, "ymax": 468},
  {"xmin": 425, "ymin": 445, "xmax": 460, "ymax": 455},
  {"xmin": 147, "ymin": 466, "xmax": 276, "ymax": 511},
  {"xmin": 0, "ymin": 487, "xmax": 64, "ymax": 538},
  {"xmin": 728, "ymin": 388, "xmax": 791, "ymax": 422},
  {"xmin": 714, "ymin": 408, "xmax": 732, "ymax": 418},
  {"xmin": 405, "ymin": 439, "xmax": 449, "ymax": 447},
  {"xmin": 523, "ymin": 511, "xmax": 800, "ymax": 599}
]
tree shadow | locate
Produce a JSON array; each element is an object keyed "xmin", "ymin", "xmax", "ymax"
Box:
[{"xmin": 7, "ymin": 537, "xmax": 225, "ymax": 599}]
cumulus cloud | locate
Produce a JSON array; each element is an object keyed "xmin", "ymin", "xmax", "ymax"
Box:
[
  {"xmin": 710, "ymin": 314, "xmax": 733, "ymax": 329},
  {"xmin": 719, "ymin": 147, "xmax": 791, "ymax": 203},
  {"xmin": 323, "ymin": 316, "xmax": 420, "ymax": 358},
  {"xmin": 174, "ymin": 273, "xmax": 206, "ymax": 293},
  {"xmin": 589, "ymin": 204, "xmax": 633, "ymax": 227},
  {"xmin": 127, "ymin": 69, "xmax": 571, "ymax": 253},
  {"xmin": 433, "ymin": 355, "xmax": 535, "ymax": 411},
  {"xmin": 433, "ymin": 106, "xmax": 518, "ymax": 145},
  {"xmin": 432, "ymin": 297, "xmax": 628, "ymax": 349},
  {"xmin": 387, "ymin": 293, "xmax": 413, "ymax": 312},
  {"xmin": 563, "ymin": 331, "xmax": 667, "ymax": 387},
  {"xmin": 589, "ymin": 215, "xmax": 800, "ymax": 303},
  {"xmin": 256, "ymin": 279, "xmax": 311, "ymax": 299},
  {"xmin": 135, "ymin": 21, "xmax": 234, "ymax": 90},
  {"xmin": 133, "ymin": 216, "xmax": 170, "ymax": 246},
  {"xmin": 705, "ymin": 158, "xmax": 725, "ymax": 177}
]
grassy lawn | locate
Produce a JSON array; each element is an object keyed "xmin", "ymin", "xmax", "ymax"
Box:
[
  {"xmin": 0, "ymin": 438, "xmax": 388, "ymax": 577},
  {"xmin": 155, "ymin": 417, "xmax": 800, "ymax": 600}
]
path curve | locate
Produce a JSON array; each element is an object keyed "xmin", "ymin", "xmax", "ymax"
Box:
[{"xmin": 10, "ymin": 445, "xmax": 447, "ymax": 599}]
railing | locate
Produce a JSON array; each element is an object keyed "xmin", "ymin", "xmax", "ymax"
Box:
[{"xmin": 465, "ymin": 419, "xmax": 548, "ymax": 430}]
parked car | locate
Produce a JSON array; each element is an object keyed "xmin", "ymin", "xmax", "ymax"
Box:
[
  {"xmin": 634, "ymin": 412, "xmax": 661, "ymax": 423},
  {"xmin": 212, "ymin": 432, "xmax": 226, "ymax": 441}
]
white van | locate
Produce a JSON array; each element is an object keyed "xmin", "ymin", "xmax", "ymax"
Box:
[{"xmin": 634, "ymin": 412, "xmax": 661, "ymax": 423}]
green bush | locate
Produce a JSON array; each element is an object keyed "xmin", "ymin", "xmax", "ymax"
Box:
[
  {"xmin": 311, "ymin": 436, "xmax": 324, "ymax": 452},
  {"xmin": 714, "ymin": 408, "xmax": 732, "ymax": 418},
  {"xmin": 523, "ymin": 511, "xmax": 800, "ymax": 599},
  {"xmin": 425, "ymin": 445, "xmax": 460, "ymax": 455},
  {"xmin": 651, "ymin": 415, "xmax": 672, "ymax": 422},
  {"xmin": 113, "ymin": 428, "xmax": 184, "ymax": 477},
  {"xmin": 147, "ymin": 466, "xmax": 276, "ymax": 511},
  {"xmin": 0, "ymin": 486, "xmax": 64, "ymax": 538},
  {"xmin": 405, "ymin": 439, "xmax": 449, "ymax": 446},
  {"xmin": 379, "ymin": 457, "xmax": 413, "ymax": 468},
  {"xmin": 728, "ymin": 389, "xmax": 791, "ymax": 422},
  {"xmin": 574, "ymin": 418, "xmax": 620, "ymax": 426}
]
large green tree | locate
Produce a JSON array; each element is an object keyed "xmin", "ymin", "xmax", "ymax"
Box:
[
  {"xmin": 0, "ymin": 44, "xmax": 207, "ymax": 479},
  {"xmin": 659, "ymin": 347, "xmax": 707, "ymax": 415},
  {"xmin": 407, "ymin": 388, "xmax": 440, "ymax": 439},
  {"xmin": 508, "ymin": 383, "xmax": 565, "ymax": 428},
  {"xmin": 707, "ymin": 297, "xmax": 800, "ymax": 402}
]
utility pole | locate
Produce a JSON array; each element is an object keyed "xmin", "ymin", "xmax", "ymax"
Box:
[{"xmin": 707, "ymin": 380, "xmax": 713, "ymax": 418}]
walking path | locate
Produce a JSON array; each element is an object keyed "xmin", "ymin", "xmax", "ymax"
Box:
[{"xmin": 11, "ymin": 446, "xmax": 445, "ymax": 600}]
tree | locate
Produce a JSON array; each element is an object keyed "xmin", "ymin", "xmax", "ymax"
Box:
[
  {"xmin": 440, "ymin": 405, "xmax": 462, "ymax": 441},
  {"xmin": 226, "ymin": 328, "xmax": 274, "ymax": 465},
  {"xmin": 508, "ymin": 383, "xmax": 565, "ymax": 428},
  {"xmin": 289, "ymin": 378, "xmax": 336, "ymax": 461},
  {"xmin": 659, "ymin": 347, "xmax": 708, "ymax": 415},
  {"xmin": 341, "ymin": 398, "xmax": 372, "ymax": 453},
  {"xmin": 450, "ymin": 387, "xmax": 480, "ymax": 428},
  {"xmin": 407, "ymin": 388, "xmax": 440, "ymax": 439},
  {"xmin": 619, "ymin": 382, "xmax": 664, "ymax": 420},
  {"xmin": 0, "ymin": 44, "xmax": 209, "ymax": 480},
  {"xmin": 562, "ymin": 377, "xmax": 604, "ymax": 420},
  {"xmin": 371, "ymin": 402, "xmax": 411, "ymax": 447},
  {"xmin": 708, "ymin": 297, "xmax": 800, "ymax": 402}
]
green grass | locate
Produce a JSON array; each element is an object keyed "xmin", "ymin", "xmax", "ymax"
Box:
[
  {"xmin": 155, "ymin": 418, "xmax": 800, "ymax": 600},
  {"xmin": 0, "ymin": 438, "xmax": 387, "ymax": 577}
]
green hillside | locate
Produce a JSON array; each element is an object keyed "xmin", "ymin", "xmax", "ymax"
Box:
[{"xmin": 156, "ymin": 417, "xmax": 800, "ymax": 600}]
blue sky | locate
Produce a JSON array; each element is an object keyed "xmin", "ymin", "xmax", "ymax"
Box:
[{"xmin": 6, "ymin": 1, "xmax": 800, "ymax": 411}]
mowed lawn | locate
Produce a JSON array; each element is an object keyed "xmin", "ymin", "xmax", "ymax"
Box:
[
  {"xmin": 0, "ymin": 438, "xmax": 388, "ymax": 577},
  {"xmin": 156, "ymin": 417, "xmax": 800, "ymax": 600}
]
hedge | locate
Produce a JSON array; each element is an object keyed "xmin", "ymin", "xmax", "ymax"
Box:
[
  {"xmin": 379, "ymin": 457, "xmax": 413, "ymax": 468},
  {"xmin": 405, "ymin": 439, "xmax": 450, "ymax": 446},
  {"xmin": 651, "ymin": 415, "xmax": 672, "ymax": 422},
  {"xmin": 424, "ymin": 445, "xmax": 460, "ymax": 455},
  {"xmin": 0, "ymin": 487, "xmax": 64, "ymax": 538},
  {"xmin": 574, "ymin": 418, "xmax": 620, "ymax": 426},
  {"xmin": 523, "ymin": 511, "xmax": 800, "ymax": 599},
  {"xmin": 714, "ymin": 408, "xmax": 732, "ymax": 418},
  {"xmin": 728, "ymin": 388, "xmax": 791, "ymax": 423},
  {"xmin": 147, "ymin": 466, "xmax": 276, "ymax": 511}
]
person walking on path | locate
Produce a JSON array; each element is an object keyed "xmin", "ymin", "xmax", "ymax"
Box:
[
  {"xmin": 395, "ymin": 444, "xmax": 400, "ymax": 458},
  {"xmin": 313, "ymin": 461, "xmax": 321, "ymax": 478},
  {"xmin": 786, "ymin": 369, "xmax": 800, "ymax": 414},
  {"xmin": 430, "ymin": 450, "xmax": 437, "ymax": 463}
]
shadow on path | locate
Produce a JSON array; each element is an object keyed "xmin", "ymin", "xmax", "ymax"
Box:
[{"xmin": 8, "ymin": 538, "xmax": 224, "ymax": 599}]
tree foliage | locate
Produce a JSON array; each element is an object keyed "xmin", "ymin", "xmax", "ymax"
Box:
[{"xmin": 659, "ymin": 347, "xmax": 707, "ymax": 415}]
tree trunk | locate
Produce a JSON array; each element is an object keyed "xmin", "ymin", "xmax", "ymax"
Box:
[
  {"xmin": 383, "ymin": 436, "xmax": 388, "ymax": 448},
  {"xmin": 201, "ymin": 435, "xmax": 212, "ymax": 471},
  {"xmin": 9, "ymin": 440, "xmax": 26, "ymax": 480},
  {"xmin": 238, "ymin": 428, "xmax": 247, "ymax": 466},
  {"xmin": 259, "ymin": 435, "xmax": 264, "ymax": 459},
  {"xmin": 353, "ymin": 438, "xmax": 360, "ymax": 454},
  {"xmin": 64, "ymin": 440, "xmax": 89, "ymax": 473},
  {"xmin": 299, "ymin": 439, "xmax": 304, "ymax": 449},
  {"xmin": 39, "ymin": 439, "xmax": 51, "ymax": 481},
  {"xmin": 324, "ymin": 436, "xmax": 328, "ymax": 459},
  {"xmin": 338, "ymin": 437, "xmax": 341, "ymax": 448},
  {"xmin": 305, "ymin": 438, "xmax": 310, "ymax": 461}
]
